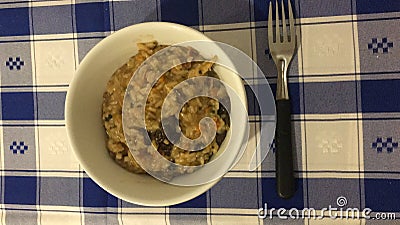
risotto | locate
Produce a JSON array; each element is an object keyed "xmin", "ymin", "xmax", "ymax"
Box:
[{"xmin": 102, "ymin": 41, "xmax": 230, "ymax": 174}]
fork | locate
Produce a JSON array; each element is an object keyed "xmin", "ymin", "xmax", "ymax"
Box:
[{"xmin": 268, "ymin": 0, "xmax": 297, "ymax": 199}]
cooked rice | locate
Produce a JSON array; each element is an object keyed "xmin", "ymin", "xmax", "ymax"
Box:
[{"xmin": 102, "ymin": 41, "xmax": 230, "ymax": 174}]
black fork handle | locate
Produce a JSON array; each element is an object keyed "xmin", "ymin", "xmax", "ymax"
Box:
[{"xmin": 275, "ymin": 99, "xmax": 295, "ymax": 199}]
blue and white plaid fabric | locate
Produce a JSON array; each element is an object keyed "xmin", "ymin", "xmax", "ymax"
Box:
[{"xmin": 0, "ymin": 0, "xmax": 399, "ymax": 224}]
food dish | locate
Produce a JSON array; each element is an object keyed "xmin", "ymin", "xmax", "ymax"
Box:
[
  {"xmin": 65, "ymin": 22, "xmax": 247, "ymax": 206},
  {"xmin": 102, "ymin": 41, "xmax": 230, "ymax": 174}
]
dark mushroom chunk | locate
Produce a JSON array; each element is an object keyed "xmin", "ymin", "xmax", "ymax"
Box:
[
  {"xmin": 104, "ymin": 114, "xmax": 113, "ymax": 121},
  {"xmin": 218, "ymin": 103, "xmax": 230, "ymax": 126},
  {"xmin": 216, "ymin": 132, "xmax": 227, "ymax": 146}
]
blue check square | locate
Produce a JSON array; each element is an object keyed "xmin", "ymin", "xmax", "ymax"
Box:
[
  {"xmin": 160, "ymin": 0, "xmax": 199, "ymax": 26},
  {"xmin": 270, "ymin": 83, "xmax": 301, "ymax": 114},
  {"xmin": 37, "ymin": 92, "xmax": 66, "ymax": 120},
  {"xmin": 364, "ymin": 179, "xmax": 400, "ymax": 212},
  {"xmin": 246, "ymin": 84, "xmax": 260, "ymax": 116},
  {"xmin": 253, "ymin": 0, "xmax": 299, "ymax": 22},
  {"xmin": 0, "ymin": 7, "xmax": 30, "ymax": 36},
  {"xmin": 32, "ymin": 5, "xmax": 73, "ymax": 35},
  {"xmin": 171, "ymin": 192, "xmax": 207, "ymax": 208},
  {"xmin": 248, "ymin": 82, "xmax": 301, "ymax": 116},
  {"xmin": 304, "ymin": 81, "xmax": 357, "ymax": 114},
  {"xmin": 299, "ymin": 0, "xmax": 351, "ymax": 18},
  {"xmin": 121, "ymin": 200, "xmax": 141, "ymax": 208},
  {"xmin": 77, "ymin": 38, "xmax": 103, "ymax": 63},
  {"xmin": 1, "ymin": 92, "xmax": 35, "ymax": 120},
  {"xmin": 112, "ymin": 0, "xmax": 158, "ymax": 30},
  {"xmin": 4, "ymin": 176, "xmax": 37, "ymax": 205},
  {"xmin": 253, "ymin": 0, "xmax": 268, "ymax": 22},
  {"xmin": 2, "ymin": 127, "xmax": 36, "ymax": 170},
  {"xmin": 0, "ymin": 42, "xmax": 33, "ymax": 86},
  {"xmin": 75, "ymin": 2, "xmax": 111, "ymax": 33},
  {"xmin": 355, "ymin": 0, "xmax": 400, "ymax": 14},
  {"xmin": 307, "ymin": 178, "xmax": 360, "ymax": 209},
  {"xmin": 362, "ymin": 120, "xmax": 400, "ymax": 172},
  {"xmin": 40, "ymin": 177, "xmax": 79, "ymax": 206},
  {"xmin": 202, "ymin": 0, "xmax": 250, "ymax": 25},
  {"xmin": 261, "ymin": 178, "xmax": 304, "ymax": 209},
  {"xmin": 211, "ymin": 178, "xmax": 258, "ymax": 209},
  {"xmin": 360, "ymin": 79, "xmax": 400, "ymax": 113},
  {"xmin": 357, "ymin": 19, "xmax": 399, "ymax": 73},
  {"xmin": 261, "ymin": 122, "xmax": 303, "ymax": 172},
  {"xmin": 83, "ymin": 178, "xmax": 118, "ymax": 207},
  {"xmin": 254, "ymin": 27, "xmax": 300, "ymax": 79}
]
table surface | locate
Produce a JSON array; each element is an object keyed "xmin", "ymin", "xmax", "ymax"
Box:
[{"xmin": 0, "ymin": 0, "xmax": 399, "ymax": 224}]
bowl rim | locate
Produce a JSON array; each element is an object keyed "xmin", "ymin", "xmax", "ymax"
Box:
[{"xmin": 65, "ymin": 22, "xmax": 247, "ymax": 206}]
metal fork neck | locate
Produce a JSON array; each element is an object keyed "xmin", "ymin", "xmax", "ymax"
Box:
[{"xmin": 276, "ymin": 59, "xmax": 289, "ymax": 100}]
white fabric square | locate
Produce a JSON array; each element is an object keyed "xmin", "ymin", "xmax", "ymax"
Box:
[
  {"xmin": 305, "ymin": 120, "xmax": 359, "ymax": 172},
  {"xmin": 34, "ymin": 39, "xmax": 75, "ymax": 85},
  {"xmin": 308, "ymin": 218, "xmax": 364, "ymax": 225},
  {"xmin": 38, "ymin": 127, "xmax": 79, "ymax": 171},
  {"xmin": 39, "ymin": 211, "xmax": 81, "ymax": 225},
  {"xmin": 205, "ymin": 28, "xmax": 252, "ymax": 57},
  {"xmin": 231, "ymin": 123, "xmax": 257, "ymax": 171},
  {"xmin": 299, "ymin": 21, "xmax": 356, "ymax": 75},
  {"xmin": 205, "ymin": 29, "xmax": 254, "ymax": 79}
]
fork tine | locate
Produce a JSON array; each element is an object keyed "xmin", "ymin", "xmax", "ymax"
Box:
[
  {"xmin": 281, "ymin": 0, "xmax": 287, "ymax": 41},
  {"xmin": 275, "ymin": 0, "xmax": 280, "ymax": 43},
  {"xmin": 288, "ymin": 0, "xmax": 295, "ymax": 42},
  {"xmin": 268, "ymin": 1, "xmax": 274, "ymax": 44}
]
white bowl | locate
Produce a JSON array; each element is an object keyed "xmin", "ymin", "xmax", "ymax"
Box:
[{"xmin": 65, "ymin": 22, "xmax": 247, "ymax": 206}]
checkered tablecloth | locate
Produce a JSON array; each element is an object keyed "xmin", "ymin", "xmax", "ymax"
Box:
[{"xmin": 0, "ymin": 0, "xmax": 399, "ymax": 224}]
